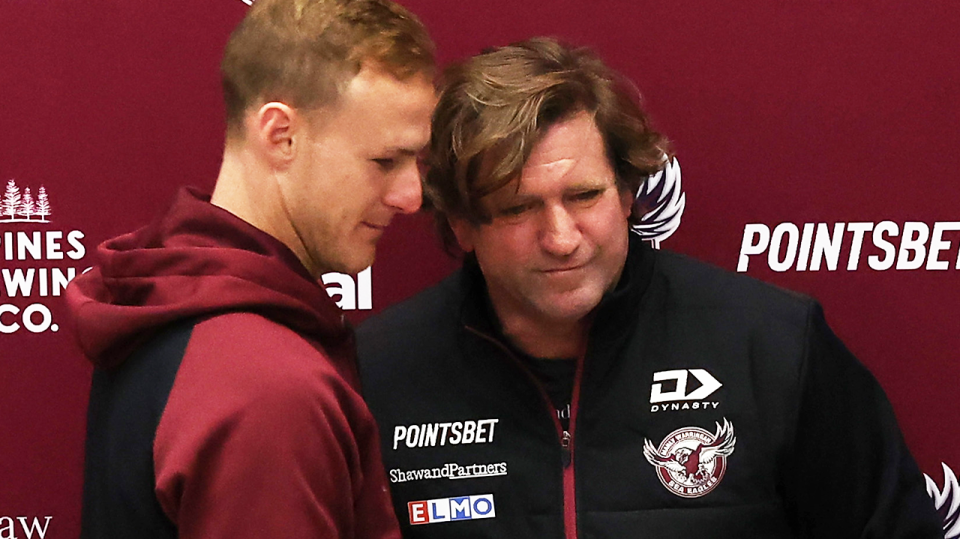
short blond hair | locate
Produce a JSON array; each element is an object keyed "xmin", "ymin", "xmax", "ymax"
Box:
[
  {"xmin": 221, "ymin": 0, "xmax": 435, "ymax": 137},
  {"xmin": 425, "ymin": 37, "xmax": 669, "ymax": 252}
]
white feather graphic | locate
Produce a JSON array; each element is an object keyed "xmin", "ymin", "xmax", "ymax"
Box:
[
  {"xmin": 631, "ymin": 156, "xmax": 685, "ymax": 249},
  {"xmin": 926, "ymin": 463, "xmax": 960, "ymax": 539}
]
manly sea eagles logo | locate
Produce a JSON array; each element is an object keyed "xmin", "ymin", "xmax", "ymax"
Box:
[
  {"xmin": 926, "ymin": 462, "xmax": 960, "ymax": 539},
  {"xmin": 631, "ymin": 156, "xmax": 685, "ymax": 249},
  {"xmin": 643, "ymin": 418, "xmax": 736, "ymax": 498}
]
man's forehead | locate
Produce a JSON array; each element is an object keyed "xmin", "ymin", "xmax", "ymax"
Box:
[{"xmin": 526, "ymin": 111, "xmax": 606, "ymax": 164}]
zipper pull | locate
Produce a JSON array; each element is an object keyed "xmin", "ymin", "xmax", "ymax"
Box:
[{"xmin": 561, "ymin": 430, "xmax": 572, "ymax": 468}]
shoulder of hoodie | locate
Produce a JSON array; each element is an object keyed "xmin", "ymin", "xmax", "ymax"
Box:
[
  {"xmin": 649, "ymin": 248, "xmax": 818, "ymax": 329},
  {"xmin": 169, "ymin": 311, "xmax": 368, "ymax": 426},
  {"xmin": 153, "ymin": 312, "xmax": 377, "ymax": 528}
]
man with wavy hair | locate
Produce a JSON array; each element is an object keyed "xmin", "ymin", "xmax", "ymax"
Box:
[
  {"xmin": 357, "ymin": 38, "xmax": 941, "ymax": 538},
  {"xmin": 68, "ymin": 1, "xmax": 435, "ymax": 538}
]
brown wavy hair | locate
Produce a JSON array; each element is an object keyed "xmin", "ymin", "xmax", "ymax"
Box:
[
  {"xmin": 221, "ymin": 0, "xmax": 435, "ymax": 139},
  {"xmin": 425, "ymin": 37, "xmax": 670, "ymax": 253}
]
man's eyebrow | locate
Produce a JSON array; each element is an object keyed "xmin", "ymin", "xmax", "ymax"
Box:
[{"xmin": 383, "ymin": 147, "xmax": 425, "ymax": 156}]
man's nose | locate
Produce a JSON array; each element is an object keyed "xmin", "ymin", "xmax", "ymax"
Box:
[
  {"xmin": 383, "ymin": 161, "xmax": 423, "ymax": 214},
  {"xmin": 539, "ymin": 203, "xmax": 581, "ymax": 256}
]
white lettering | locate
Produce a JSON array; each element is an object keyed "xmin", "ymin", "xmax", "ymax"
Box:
[
  {"xmin": 2, "ymin": 268, "xmax": 33, "ymax": 297},
  {"xmin": 0, "ymin": 304, "xmax": 19, "ymax": 333},
  {"xmin": 66, "ymin": 230, "xmax": 85, "ymax": 260},
  {"xmin": 449, "ymin": 422, "xmax": 462, "ymax": 445},
  {"xmin": 0, "ymin": 517, "xmax": 51, "ymax": 539},
  {"xmin": 357, "ymin": 267, "xmax": 372, "ymax": 310},
  {"xmin": 869, "ymin": 221, "xmax": 899, "ymax": 270},
  {"xmin": 896, "ymin": 222, "xmax": 929, "ymax": 270},
  {"xmin": 927, "ymin": 222, "xmax": 960, "ymax": 270},
  {"xmin": 322, "ymin": 272, "xmax": 357, "ymax": 310},
  {"xmin": 392, "ymin": 419, "xmax": 499, "ymax": 450},
  {"xmin": 406, "ymin": 425, "xmax": 421, "ymax": 448},
  {"xmin": 737, "ymin": 224, "xmax": 770, "ymax": 272},
  {"xmin": 462, "ymin": 421, "xmax": 476, "ymax": 444},
  {"xmin": 321, "ymin": 267, "xmax": 373, "ymax": 311},
  {"xmin": 738, "ymin": 220, "xmax": 960, "ymax": 272},
  {"xmin": 845, "ymin": 222, "xmax": 874, "ymax": 270},
  {"xmin": 45, "ymin": 231, "xmax": 63, "ymax": 260},
  {"xmin": 0, "ymin": 517, "xmax": 12, "ymax": 539},
  {"xmin": 18, "ymin": 231, "xmax": 41, "ymax": 260},
  {"xmin": 393, "ymin": 426, "xmax": 407, "ymax": 451},
  {"xmin": 17, "ymin": 517, "xmax": 51, "ymax": 539},
  {"xmin": 768, "ymin": 223, "xmax": 800, "ymax": 272},
  {"xmin": 423, "ymin": 423, "xmax": 439, "ymax": 447},
  {"xmin": 810, "ymin": 222, "xmax": 844, "ymax": 271},
  {"xmin": 22, "ymin": 304, "xmax": 53, "ymax": 333},
  {"xmin": 795, "ymin": 223, "xmax": 815, "ymax": 271}
]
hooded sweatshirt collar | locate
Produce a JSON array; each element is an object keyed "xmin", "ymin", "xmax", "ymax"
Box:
[{"xmin": 67, "ymin": 187, "xmax": 351, "ymax": 369}]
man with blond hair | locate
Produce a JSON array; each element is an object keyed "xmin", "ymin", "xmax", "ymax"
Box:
[
  {"xmin": 357, "ymin": 38, "xmax": 942, "ymax": 538},
  {"xmin": 68, "ymin": 1, "xmax": 435, "ymax": 537}
]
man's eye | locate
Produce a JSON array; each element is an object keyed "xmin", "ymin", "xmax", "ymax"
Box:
[
  {"xmin": 570, "ymin": 189, "xmax": 603, "ymax": 202},
  {"xmin": 373, "ymin": 158, "xmax": 397, "ymax": 169},
  {"xmin": 497, "ymin": 204, "xmax": 531, "ymax": 217}
]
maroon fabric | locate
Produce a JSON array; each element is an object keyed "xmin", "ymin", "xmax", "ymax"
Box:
[
  {"xmin": 154, "ymin": 312, "xmax": 399, "ymax": 539},
  {"xmin": 68, "ymin": 187, "xmax": 398, "ymax": 538},
  {"xmin": 67, "ymin": 187, "xmax": 354, "ymax": 376}
]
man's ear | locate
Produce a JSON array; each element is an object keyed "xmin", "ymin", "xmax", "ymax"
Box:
[
  {"xmin": 251, "ymin": 102, "xmax": 301, "ymax": 166},
  {"xmin": 449, "ymin": 216, "xmax": 477, "ymax": 253},
  {"xmin": 620, "ymin": 185, "xmax": 635, "ymax": 220}
]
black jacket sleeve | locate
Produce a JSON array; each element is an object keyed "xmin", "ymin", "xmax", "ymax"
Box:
[{"xmin": 781, "ymin": 302, "xmax": 943, "ymax": 538}]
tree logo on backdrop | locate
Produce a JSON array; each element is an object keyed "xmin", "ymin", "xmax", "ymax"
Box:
[
  {"xmin": 2, "ymin": 179, "xmax": 51, "ymax": 223},
  {"xmin": 1, "ymin": 178, "xmax": 89, "ymax": 335},
  {"xmin": 631, "ymin": 157, "xmax": 685, "ymax": 249},
  {"xmin": 926, "ymin": 463, "xmax": 960, "ymax": 539}
]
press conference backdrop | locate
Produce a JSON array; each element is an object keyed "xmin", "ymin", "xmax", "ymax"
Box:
[{"xmin": 1, "ymin": 1, "xmax": 957, "ymax": 537}]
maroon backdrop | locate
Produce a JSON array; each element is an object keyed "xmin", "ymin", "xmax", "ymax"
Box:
[{"xmin": 1, "ymin": 1, "xmax": 957, "ymax": 537}]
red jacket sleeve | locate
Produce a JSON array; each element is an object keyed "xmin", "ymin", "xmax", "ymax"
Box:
[{"xmin": 153, "ymin": 313, "xmax": 400, "ymax": 539}]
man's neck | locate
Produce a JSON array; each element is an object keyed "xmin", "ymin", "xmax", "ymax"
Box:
[
  {"xmin": 211, "ymin": 146, "xmax": 318, "ymax": 277},
  {"xmin": 496, "ymin": 310, "xmax": 590, "ymax": 359}
]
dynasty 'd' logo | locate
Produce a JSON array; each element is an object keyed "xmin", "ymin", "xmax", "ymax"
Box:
[
  {"xmin": 643, "ymin": 418, "xmax": 736, "ymax": 498},
  {"xmin": 925, "ymin": 462, "xmax": 960, "ymax": 539},
  {"xmin": 650, "ymin": 369, "xmax": 722, "ymax": 412},
  {"xmin": 631, "ymin": 156, "xmax": 685, "ymax": 249}
]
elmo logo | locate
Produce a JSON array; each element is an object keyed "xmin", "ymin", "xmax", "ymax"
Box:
[{"xmin": 408, "ymin": 494, "xmax": 496, "ymax": 525}]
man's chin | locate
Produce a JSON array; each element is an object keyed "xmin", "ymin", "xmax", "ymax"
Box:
[
  {"xmin": 533, "ymin": 290, "xmax": 603, "ymax": 324},
  {"xmin": 315, "ymin": 250, "xmax": 375, "ymax": 277}
]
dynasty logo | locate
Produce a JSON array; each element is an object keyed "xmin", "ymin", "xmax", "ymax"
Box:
[
  {"xmin": 643, "ymin": 419, "xmax": 736, "ymax": 498},
  {"xmin": 650, "ymin": 369, "xmax": 722, "ymax": 413}
]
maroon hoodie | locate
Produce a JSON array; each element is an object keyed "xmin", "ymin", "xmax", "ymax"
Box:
[{"xmin": 68, "ymin": 187, "xmax": 401, "ymax": 539}]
